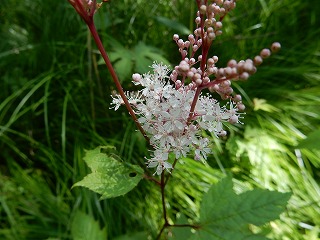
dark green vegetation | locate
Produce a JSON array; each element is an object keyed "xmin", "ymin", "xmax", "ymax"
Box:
[{"xmin": 1, "ymin": 0, "xmax": 319, "ymax": 239}]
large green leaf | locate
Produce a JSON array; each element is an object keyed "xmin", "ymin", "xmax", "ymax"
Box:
[
  {"xmin": 108, "ymin": 44, "xmax": 134, "ymax": 82},
  {"xmin": 171, "ymin": 213, "xmax": 193, "ymax": 240},
  {"xmin": 73, "ymin": 146, "xmax": 144, "ymax": 199},
  {"xmin": 190, "ymin": 177, "xmax": 291, "ymax": 240},
  {"xmin": 133, "ymin": 41, "xmax": 171, "ymax": 74},
  {"xmin": 296, "ymin": 129, "xmax": 320, "ymax": 150},
  {"xmin": 71, "ymin": 211, "xmax": 107, "ymax": 240},
  {"xmin": 113, "ymin": 231, "xmax": 150, "ymax": 240},
  {"xmin": 102, "ymin": 39, "xmax": 170, "ymax": 82}
]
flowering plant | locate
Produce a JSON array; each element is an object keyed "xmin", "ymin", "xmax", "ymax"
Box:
[{"xmin": 68, "ymin": 0, "xmax": 290, "ymax": 239}]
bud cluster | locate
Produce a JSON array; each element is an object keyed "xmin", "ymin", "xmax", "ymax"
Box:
[{"xmin": 171, "ymin": 0, "xmax": 280, "ymax": 108}]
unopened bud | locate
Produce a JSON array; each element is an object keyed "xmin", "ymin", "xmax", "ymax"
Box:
[
  {"xmin": 227, "ymin": 59, "xmax": 237, "ymax": 68},
  {"xmin": 229, "ymin": 115, "xmax": 239, "ymax": 124},
  {"xmin": 260, "ymin": 48, "xmax": 271, "ymax": 58},
  {"xmin": 179, "ymin": 60, "xmax": 190, "ymax": 72},
  {"xmin": 254, "ymin": 55, "xmax": 263, "ymax": 66},
  {"xmin": 200, "ymin": 5, "xmax": 207, "ymax": 14},
  {"xmin": 271, "ymin": 42, "xmax": 281, "ymax": 52},
  {"xmin": 132, "ymin": 73, "xmax": 141, "ymax": 82},
  {"xmin": 219, "ymin": 130, "xmax": 227, "ymax": 137},
  {"xmin": 239, "ymin": 72, "xmax": 249, "ymax": 80},
  {"xmin": 237, "ymin": 103, "xmax": 246, "ymax": 111}
]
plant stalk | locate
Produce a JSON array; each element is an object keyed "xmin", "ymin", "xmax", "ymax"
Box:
[{"xmin": 87, "ymin": 22, "xmax": 149, "ymax": 142}]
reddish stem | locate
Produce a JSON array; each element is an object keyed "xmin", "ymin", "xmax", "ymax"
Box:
[{"xmin": 87, "ymin": 22, "xmax": 149, "ymax": 142}]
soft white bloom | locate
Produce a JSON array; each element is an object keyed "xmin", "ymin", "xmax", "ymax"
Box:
[
  {"xmin": 147, "ymin": 149, "xmax": 172, "ymax": 175},
  {"xmin": 110, "ymin": 62, "xmax": 242, "ymax": 174}
]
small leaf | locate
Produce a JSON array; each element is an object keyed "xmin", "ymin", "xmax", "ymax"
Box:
[
  {"xmin": 296, "ymin": 130, "xmax": 320, "ymax": 150},
  {"xmin": 73, "ymin": 146, "xmax": 144, "ymax": 199},
  {"xmin": 71, "ymin": 211, "xmax": 107, "ymax": 240},
  {"xmin": 192, "ymin": 177, "xmax": 291, "ymax": 239}
]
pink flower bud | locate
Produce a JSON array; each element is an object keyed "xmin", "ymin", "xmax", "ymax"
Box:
[
  {"xmin": 260, "ymin": 48, "xmax": 271, "ymax": 58},
  {"xmin": 239, "ymin": 72, "xmax": 249, "ymax": 80},
  {"xmin": 233, "ymin": 94, "xmax": 242, "ymax": 102},
  {"xmin": 208, "ymin": 32, "xmax": 216, "ymax": 40},
  {"xmin": 195, "ymin": 17, "xmax": 201, "ymax": 24},
  {"xmin": 254, "ymin": 55, "xmax": 263, "ymax": 66},
  {"xmin": 219, "ymin": 131, "xmax": 227, "ymax": 137},
  {"xmin": 271, "ymin": 42, "xmax": 281, "ymax": 52},
  {"xmin": 188, "ymin": 34, "xmax": 195, "ymax": 44},
  {"xmin": 195, "ymin": 78, "xmax": 202, "ymax": 85},
  {"xmin": 237, "ymin": 103, "xmax": 246, "ymax": 111},
  {"xmin": 229, "ymin": 115, "xmax": 239, "ymax": 124},
  {"xmin": 227, "ymin": 59, "xmax": 237, "ymax": 67},
  {"xmin": 179, "ymin": 60, "xmax": 190, "ymax": 72},
  {"xmin": 207, "ymin": 58, "xmax": 215, "ymax": 66},
  {"xmin": 215, "ymin": 21, "xmax": 223, "ymax": 29},
  {"xmin": 132, "ymin": 73, "xmax": 141, "ymax": 82},
  {"xmin": 189, "ymin": 58, "xmax": 196, "ymax": 65},
  {"xmin": 200, "ymin": 5, "xmax": 207, "ymax": 14}
]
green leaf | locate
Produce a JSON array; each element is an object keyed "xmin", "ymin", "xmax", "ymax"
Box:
[
  {"xmin": 171, "ymin": 213, "xmax": 193, "ymax": 240},
  {"xmin": 133, "ymin": 42, "xmax": 171, "ymax": 74},
  {"xmin": 108, "ymin": 43, "xmax": 134, "ymax": 82},
  {"xmin": 296, "ymin": 130, "xmax": 320, "ymax": 150},
  {"xmin": 71, "ymin": 211, "xmax": 107, "ymax": 240},
  {"xmin": 113, "ymin": 231, "xmax": 150, "ymax": 240},
  {"xmin": 191, "ymin": 177, "xmax": 291, "ymax": 240},
  {"xmin": 154, "ymin": 16, "xmax": 191, "ymax": 35},
  {"xmin": 73, "ymin": 146, "xmax": 144, "ymax": 199}
]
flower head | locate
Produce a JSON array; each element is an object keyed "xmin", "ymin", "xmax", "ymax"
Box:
[{"xmin": 111, "ymin": 63, "xmax": 242, "ymax": 175}]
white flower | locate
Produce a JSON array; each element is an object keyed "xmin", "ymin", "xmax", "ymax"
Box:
[
  {"xmin": 147, "ymin": 149, "xmax": 172, "ymax": 175},
  {"xmin": 110, "ymin": 62, "xmax": 243, "ymax": 175},
  {"xmin": 194, "ymin": 138, "xmax": 211, "ymax": 160}
]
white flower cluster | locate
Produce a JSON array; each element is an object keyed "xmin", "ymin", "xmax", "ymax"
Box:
[{"xmin": 111, "ymin": 63, "xmax": 241, "ymax": 175}]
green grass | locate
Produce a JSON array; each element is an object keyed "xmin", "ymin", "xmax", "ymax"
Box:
[{"xmin": 1, "ymin": 0, "xmax": 320, "ymax": 239}]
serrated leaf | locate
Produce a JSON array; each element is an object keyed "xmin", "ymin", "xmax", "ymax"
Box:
[
  {"xmin": 296, "ymin": 130, "xmax": 320, "ymax": 150},
  {"xmin": 113, "ymin": 55, "xmax": 133, "ymax": 81},
  {"xmin": 108, "ymin": 45, "xmax": 133, "ymax": 81},
  {"xmin": 192, "ymin": 177, "xmax": 291, "ymax": 240},
  {"xmin": 133, "ymin": 42, "xmax": 170, "ymax": 73},
  {"xmin": 200, "ymin": 177, "xmax": 237, "ymax": 223},
  {"xmin": 237, "ymin": 189, "xmax": 291, "ymax": 226},
  {"xmin": 73, "ymin": 146, "xmax": 144, "ymax": 199},
  {"xmin": 71, "ymin": 211, "xmax": 107, "ymax": 240}
]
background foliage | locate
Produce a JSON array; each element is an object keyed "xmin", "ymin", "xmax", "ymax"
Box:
[{"xmin": 0, "ymin": 0, "xmax": 319, "ymax": 239}]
